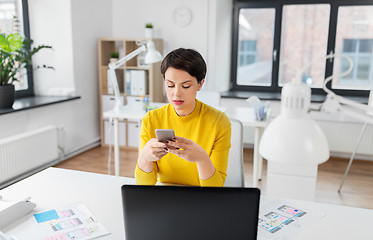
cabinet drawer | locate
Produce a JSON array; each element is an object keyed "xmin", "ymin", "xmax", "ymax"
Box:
[
  {"xmin": 102, "ymin": 95, "xmax": 125, "ymax": 116},
  {"xmin": 127, "ymin": 121, "xmax": 140, "ymax": 147},
  {"xmin": 104, "ymin": 120, "xmax": 126, "ymax": 146}
]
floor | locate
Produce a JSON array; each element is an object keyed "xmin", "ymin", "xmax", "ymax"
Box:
[{"xmin": 54, "ymin": 147, "xmax": 373, "ymax": 209}]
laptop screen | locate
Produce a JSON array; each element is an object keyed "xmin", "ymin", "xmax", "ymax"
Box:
[{"xmin": 121, "ymin": 185, "xmax": 260, "ymax": 240}]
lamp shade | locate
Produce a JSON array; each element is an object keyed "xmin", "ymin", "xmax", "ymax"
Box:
[
  {"xmin": 145, "ymin": 41, "xmax": 163, "ymax": 64},
  {"xmin": 259, "ymin": 82, "xmax": 330, "ymax": 165}
]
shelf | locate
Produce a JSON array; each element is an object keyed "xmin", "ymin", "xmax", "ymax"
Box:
[
  {"xmin": 98, "ymin": 38, "xmax": 164, "ymax": 148},
  {"xmin": 126, "ymin": 66, "xmax": 149, "ymax": 70}
]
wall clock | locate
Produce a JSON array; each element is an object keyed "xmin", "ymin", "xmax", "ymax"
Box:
[{"xmin": 173, "ymin": 6, "xmax": 193, "ymax": 27}]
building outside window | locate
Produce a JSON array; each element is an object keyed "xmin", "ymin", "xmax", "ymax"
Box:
[
  {"xmin": 339, "ymin": 39, "xmax": 373, "ymax": 89},
  {"xmin": 231, "ymin": 0, "xmax": 373, "ymax": 98}
]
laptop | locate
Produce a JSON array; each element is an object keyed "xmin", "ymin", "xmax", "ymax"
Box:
[{"xmin": 121, "ymin": 185, "xmax": 260, "ymax": 240}]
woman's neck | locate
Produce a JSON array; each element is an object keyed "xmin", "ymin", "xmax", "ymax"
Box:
[{"xmin": 175, "ymin": 100, "xmax": 197, "ymax": 117}]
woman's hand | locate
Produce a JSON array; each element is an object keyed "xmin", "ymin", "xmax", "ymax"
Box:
[
  {"xmin": 165, "ymin": 136, "xmax": 209, "ymax": 163},
  {"xmin": 166, "ymin": 136, "xmax": 216, "ymax": 180},
  {"xmin": 138, "ymin": 138, "xmax": 168, "ymax": 172}
]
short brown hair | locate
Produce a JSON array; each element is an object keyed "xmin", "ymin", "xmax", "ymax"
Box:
[{"xmin": 160, "ymin": 48, "xmax": 207, "ymax": 83}]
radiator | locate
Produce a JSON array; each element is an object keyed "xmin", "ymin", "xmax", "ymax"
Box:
[{"xmin": 0, "ymin": 125, "xmax": 60, "ymax": 188}]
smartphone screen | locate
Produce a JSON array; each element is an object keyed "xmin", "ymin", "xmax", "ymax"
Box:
[{"xmin": 155, "ymin": 129, "xmax": 175, "ymax": 143}]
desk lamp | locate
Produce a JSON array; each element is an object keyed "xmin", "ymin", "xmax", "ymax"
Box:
[
  {"xmin": 107, "ymin": 41, "xmax": 163, "ymax": 114},
  {"xmin": 105, "ymin": 41, "xmax": 162, "ymax": 176},
  {"xmin": 259, "ymin": 54, "xmax": 373, "ymax": 200}
]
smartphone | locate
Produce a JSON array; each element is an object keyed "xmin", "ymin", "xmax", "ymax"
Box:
[{"xmin": 155, "ymin": 129, "xmax": 175, "ymax": 143}]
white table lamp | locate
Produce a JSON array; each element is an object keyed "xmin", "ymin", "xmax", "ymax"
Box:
[
  {"xmin": 105, "ymin": 41, "xmax": 163, "ymax": 176},
  {"xmin": 259, "ymin": 80, "xmax": 330, "ymax": 201},
  {"xmin": 260, "ymin": 53, "xmax": 373, "ymax": 200},
  {"xmin": 259, "ymin": 81, "xmax": 330, "ymax": 165},
  {"xmin": 107, "ymin": 40, "xmax": 163, "ymax": 114}
]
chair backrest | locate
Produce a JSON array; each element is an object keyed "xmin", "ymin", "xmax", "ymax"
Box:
[
  {"xmin": 196, "ymin": 90, "xmax": 221, "ymax": 108},
  {"xmin": 224, "ymin": 118, "xmax": 245, "ymax": 187}
]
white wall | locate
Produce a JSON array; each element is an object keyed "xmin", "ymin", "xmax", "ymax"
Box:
[
  {"xmin": 206, "ymin": 0, "xmax": 232, "ymax": 91},
  {"xmin": 0, "ymin": 0, "xmax": 112, "ymax": 155},
  {"xmin": 112, "ymin": 0, "xmax": 232, "ymax": 92},
  {"xmin": 29, "ymin": 0, "xmax": 75, "ymax": 94},
  {"xmin": 112, "ymin": 0, "xmax": 209, "ymax": 58}
]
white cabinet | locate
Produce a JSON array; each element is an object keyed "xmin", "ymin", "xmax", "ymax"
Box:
[
  {"xmin": 104, "ymin": 120, "xmax": 126, "ymax": 146},
  {"xmin": 127, "ymin": 122, "xmax": 141, "ymax": 147}
]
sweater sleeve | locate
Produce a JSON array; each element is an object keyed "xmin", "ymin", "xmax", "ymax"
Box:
[
  {"xmin": 134, "ymin": 113, "xmax": 158, "ymax": 185},
  {"xmin": 135, "ymin": 163, "xmax": 158, "ymax": 185},
  {"xmin": 200, "ymin": 114, "xmax": 231, "ymax": 187}
]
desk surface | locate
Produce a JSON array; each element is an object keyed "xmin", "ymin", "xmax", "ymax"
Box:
[{"xmin": 1, "ymin": 168, "xmax": 372, "ymax": 239}]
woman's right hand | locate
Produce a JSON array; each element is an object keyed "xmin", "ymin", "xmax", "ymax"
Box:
[{"xmin": 138, "ymin": 138, "xmax": 168, "ymax": 172}]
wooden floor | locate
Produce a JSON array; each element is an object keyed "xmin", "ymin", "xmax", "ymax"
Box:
[{"xmin": 54, "ymin": 146, "xmax": 373, "ymax": 210}]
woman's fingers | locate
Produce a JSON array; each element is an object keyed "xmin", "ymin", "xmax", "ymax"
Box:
[
  {"xmin": 166, "ymin": 136, "xmax": 188, "ymax": 149},
  {"xmin": 165, "ymin": 148, "xmax": 183, "ymax": 158}
]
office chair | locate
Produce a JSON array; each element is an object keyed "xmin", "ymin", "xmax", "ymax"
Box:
[
  {"xmin": 196, "ymin": 90, "xmax": 221, "ymax": 109},
  {"xmin": 224, "ymin": 118, "xmax": 245, "ymax": 187}
]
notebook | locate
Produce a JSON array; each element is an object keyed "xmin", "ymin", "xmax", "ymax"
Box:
[{"xmin": 121, "ymin": 185, "xmax": 260, "ymax": 240}]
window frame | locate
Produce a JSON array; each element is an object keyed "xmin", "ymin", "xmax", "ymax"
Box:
[
  {"xmin": 15, "ymin": 0, "xmax": 34, "ymax": 98},
  {"xmin": 231, "ymin": 0, "xmax": 373, "ymax": 98}
]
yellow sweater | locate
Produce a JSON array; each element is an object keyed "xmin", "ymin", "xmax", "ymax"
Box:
[{"xmin": 135, "ymin": 99, "xmax": 231, "ymax": 186}]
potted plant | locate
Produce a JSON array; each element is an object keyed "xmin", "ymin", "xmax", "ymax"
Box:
[
  {"xmin": 110, "ymin": 51, "xmax": 119, "ymax": 64},
  {"xmin": 0, "ymin": 32, "xmax": 52, "ymax": 108},
  {"xmin": 145, "ymin": 22, "xmax": 153, "ymax": 39}
]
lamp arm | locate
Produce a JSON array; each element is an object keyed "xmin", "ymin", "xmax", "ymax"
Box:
[
  {"xmin": 107, "ymin": 44, "xmax": 147, "ymax": 113},
  {"xmin": 321, "ymin": 92, "xmax": 373, "ymax": 124},
  {"xmin": 322, "ymin": 54, "xmax": 354, "ymax": 95},
  {"xmin": 319, "ymin": 53, "xmax": 373, "ymax": 123}
]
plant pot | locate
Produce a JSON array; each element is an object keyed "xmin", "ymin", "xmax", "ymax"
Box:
[
  {"xmin": 110, "ymin": 58, "xmax": 118, "ymax": 64},
  {"xmin": 0, "ymin": 84, "xmax": 15, "ymax": 109},
  {"xmin": 145, "ymin": 28, "xmax": 153, "ymax": 39}
]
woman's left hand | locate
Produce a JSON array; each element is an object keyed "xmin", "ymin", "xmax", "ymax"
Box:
[
  {"xmin": 165, "ymin": 136, "xmax": 209, "ymax": 163},
  {"xmin": 166, "ymin": 136, "xmax": 216, "ymax": 180}
]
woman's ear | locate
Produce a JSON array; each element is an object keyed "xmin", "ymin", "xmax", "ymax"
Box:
[{"xmin": 197, "ymin": 79, "xmax": 205, "ymax": 91}]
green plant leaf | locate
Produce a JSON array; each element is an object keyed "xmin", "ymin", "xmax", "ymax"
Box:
[
  {"xmin": 0, "ymin": 34, "xmax": 11, "ymax": 53},
  {"xmin": 0, "ymin": 30, "xmax": 53, "ymax": 85},
  {"xmin": 7, "ymin": 33, "xmax": 22, "ymax": 52}
]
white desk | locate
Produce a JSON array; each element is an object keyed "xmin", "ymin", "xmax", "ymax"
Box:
[
  {"xmin": 103, "ymin": 106, "xmax": 146, "ymax": 176},
  {"xmin": 104, "ymin": 104, "xmax": 268, "ymax": 187},
  {"xmin": 1, "ymin": 168, "xmax": 372, "ymax": 239}
]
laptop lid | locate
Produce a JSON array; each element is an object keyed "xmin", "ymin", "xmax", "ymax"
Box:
[{"xmin": 121, "ymin": 185, "xmax": 260, "ymax": 240}]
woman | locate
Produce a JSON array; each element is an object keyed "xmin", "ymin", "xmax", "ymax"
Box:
[{"xmin": 135, "ymin": 48, "xmax": 231, "ymax": 186}]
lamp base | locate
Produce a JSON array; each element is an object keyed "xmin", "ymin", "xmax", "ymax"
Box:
[{"xmin": 266, "ymin": 162, "xmax": 318, "ymax": 201}]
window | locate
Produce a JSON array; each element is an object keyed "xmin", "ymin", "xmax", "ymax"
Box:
[
  {"xmin": 333, "ymin": 5, "xmax": 373, "ymax": 91},
  {"xmin": 238, "ymin": 40, "xmax": 257, "ymax": 67},
  {"xmin": 279, "ymin": 4, "xmax": 330, "ymax": 88},
  {"xmin": 236, "ymin": 8, "xmax": 275, "ymax": 87},
  {"xmin": 231, "ymin": 0, "xmax": 373, "ymax": 98},
  {"xmin": 0, "ymin": 0, "xmax": 33, "ymax": 97},
  {"xmin": 339, "ymin": 39, "xmax": 373, "ymax": 89}
]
